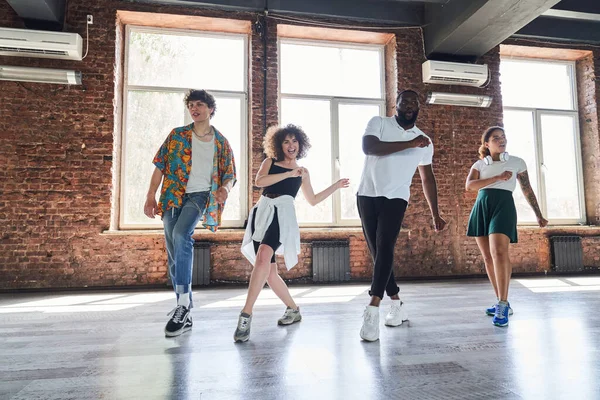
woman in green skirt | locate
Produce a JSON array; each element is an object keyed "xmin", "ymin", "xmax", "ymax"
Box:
[{"xmin": 466, "ymin": 126, "xmax": 547, "ymax": 327}]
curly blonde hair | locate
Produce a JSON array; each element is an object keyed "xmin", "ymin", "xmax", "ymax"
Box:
[
  {"xmin": 263, "ymin": 124, "xmax": 311, "ymax": 161},
  {"xmin": 479, "ymin": 126, "xmax": 504, "ymax": 159}
]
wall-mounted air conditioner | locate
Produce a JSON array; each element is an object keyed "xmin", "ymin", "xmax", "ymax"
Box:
[
  {"xmin": 0, "ymin": 27, "xmax": 83, "ymax": 61},
  {"xmin": 426, "ymin": 92, "xmax": 492, "ymax": 108},
  {"xmin": 422, "ymin": 60, "xmax": 488, "ymax": 87}
]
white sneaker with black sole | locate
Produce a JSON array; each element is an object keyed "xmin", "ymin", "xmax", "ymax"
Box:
[{"xmin": 165, "ymin": 305, "xmax": 192, "ymax": 337}]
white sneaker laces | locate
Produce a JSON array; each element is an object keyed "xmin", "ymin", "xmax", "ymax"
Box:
[
  {"xmin": 389, "ymin": 302, "xmax": 403, "ymax": 317},
  {"xmin": 495, "ymin": 302, "xmax": 508, "ymax": 318},
  {"xmin": 239, "ymin": 315, "xmax": 250, "ymax": 331},
  {"xmin": 168, "ymin": 306, "xmax": 187, "ymax": 324},
  {"xmin": 363, "ymin": 310, "xmax": 377, "ymax": 325}
]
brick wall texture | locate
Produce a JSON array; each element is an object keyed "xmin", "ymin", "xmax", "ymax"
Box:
[{"xmin": 1, "ymin": 0, "xmax": 599, "ymax": 289}]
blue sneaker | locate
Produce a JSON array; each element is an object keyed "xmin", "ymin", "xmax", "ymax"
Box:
[
  {"xmin": 486, "ymin": 302, "xmax": 513, "ymax": 316},
  {"xmin": 492, "ymin": 301, "xmax": 510, "ymax": 327}
]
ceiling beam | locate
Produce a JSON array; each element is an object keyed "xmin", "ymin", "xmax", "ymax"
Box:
[
  {"xmin": 423, "ymin": 0, "xmax": 560, "ymax": 59},
  {"xmin": 513, "ymin": 16, "xmax": 600, "ymax": 44},
  {"xmin": 6, "ymin": 0, "xmax": 64, "ymax": 22},
  {"xmin": 126, "ymin": 0, "xmax": 424, "ymax": 25},
  {"xmin": 6, "ymin": 0, "xmax": 66, "ymax": 30}
]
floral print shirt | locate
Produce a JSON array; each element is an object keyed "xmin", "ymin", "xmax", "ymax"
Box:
[{"xmin": 153, "ymin": 123, "xmax": 236, "ymax": 232}]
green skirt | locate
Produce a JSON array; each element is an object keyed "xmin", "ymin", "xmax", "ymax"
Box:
[{"xmin": 467, "ymin": 189, "xmax": 518, "ymax": 243}]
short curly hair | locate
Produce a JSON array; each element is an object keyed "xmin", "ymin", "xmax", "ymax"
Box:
[
  {"xmin": 263, "ymin": 124, "xmax": 311, "ymax": 161},
  {"xmin": 184, "ymin": 89, "xmax": 217, "ymax": 118}
]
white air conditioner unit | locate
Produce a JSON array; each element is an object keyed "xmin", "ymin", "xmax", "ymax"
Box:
[
  {"xmin": 426, "ymin": 92, "xmax": 492, "ymax": 108},
  {"xmin": 422, "ymin": 60, "xmax": 488, "ymax": 87},
  {"xmin": 0, "ymin": 27, "xmax": 83, "ymax": 61}
]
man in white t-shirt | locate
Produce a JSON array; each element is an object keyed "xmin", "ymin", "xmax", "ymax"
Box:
[{"xmin": 357, "ymin": 90, "xmax": 446, "ymax": 342}]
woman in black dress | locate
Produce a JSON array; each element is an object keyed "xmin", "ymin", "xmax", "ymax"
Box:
[{"xmin": 235, "ymin": 124, "xmax": 349, "ymax": 342}]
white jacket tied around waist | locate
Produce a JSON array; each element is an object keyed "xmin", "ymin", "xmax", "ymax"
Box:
[{"xmin": 241, "ymin": 195, "xmax": 301, "ymax": 270}]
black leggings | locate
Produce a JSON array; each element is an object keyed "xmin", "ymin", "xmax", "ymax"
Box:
[
  {"xmin": 357, "ymin": 195, "xmax": 408, "ymax": 299},
  {"xmin": 251, "ymin": 207, "xmax": 282, "ymax": 264}
]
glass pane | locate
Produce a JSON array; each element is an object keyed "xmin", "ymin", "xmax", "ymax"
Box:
[
  {"xmin": 280, "ymin": 98, "xmax": 332, "ymax": 224},
  {"xmin": 540, "ymin": 114, "xmax": 582, "ymax": 220},
  {"xmin": 500, "ymin": 60, "xmax": 574, "ymax": 110},
  {"xmin": 123, "ymin": 92, "xmax": 244, "ymax": 227},
  {"xmin": 503, "ymin": 109, "xmax": 539, "ymax": 223},
  {"xmin": 280, "ymin": 42, "xmax": 382, "ymax": 99},
  {"xmin": 338, "ymin": 103, "xmax": 382, "ymax": 221},
  {"xmin": 210, "ymin": 96, "xmax": 243, "ymax": 222},
  {"xmin": 123, "ymin": 91, "xmax": 185, "ymax": 226},
  {"xmin": 128, "ymin": 30, "xmax": 245, "ymax": 91}
]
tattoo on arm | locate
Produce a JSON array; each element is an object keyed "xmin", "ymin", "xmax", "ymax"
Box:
[{"xmin": 517, "ymin": 171, "xmax": 542, "ymax": 218}]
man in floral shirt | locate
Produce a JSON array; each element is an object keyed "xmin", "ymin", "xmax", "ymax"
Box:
[{"xmin": 144, "ymin": 89, "xmax": 236, "ymax": 337}]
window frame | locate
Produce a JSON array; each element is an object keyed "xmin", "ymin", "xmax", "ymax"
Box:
[
  {"xmin": 278, "ymin": 38, "xmax": 386, "ymax": 227},
  {"xmin": 501, "ymin": 57, "xmax": 586, "ymax": 225},
  {"xmin": 119, "ymin": 25, "xmax": 249, "ymax": 230}
]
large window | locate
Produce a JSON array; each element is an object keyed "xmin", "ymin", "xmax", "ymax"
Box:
[
  {"xmin": 120, "ymin": 26, "xmax": 247, "ymax": 229},
  {"xmin": 500, "ymin": 58, "xmax": 585, "ymax": 224},
  {"xmin": 279, "ymin": 39, "xmax": 385, "ymax": 226}
]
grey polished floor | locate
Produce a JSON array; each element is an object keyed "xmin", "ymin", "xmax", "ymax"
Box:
[{"xmin": 2, "ymin": 277, "xmax": 600, "ymax": 400}]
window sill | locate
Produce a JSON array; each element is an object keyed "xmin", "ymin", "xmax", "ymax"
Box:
[
  {"xmin": 101, "ymin": 226, "xmax": 365, "ymax": 237},
  {"xmin": 517, "ymin": 225, "xmax": 600, "ymax": 235},
  {"xmin": 517, "ymin": 224, "xmax": 596, "ymax": 229}
]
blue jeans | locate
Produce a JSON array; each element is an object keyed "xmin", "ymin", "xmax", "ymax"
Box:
[{"xmin": 162, "ymin": 191, "xmax": 209, "ymax": 308}]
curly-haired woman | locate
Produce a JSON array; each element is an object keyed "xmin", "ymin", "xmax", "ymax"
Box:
[{"xmin": 234, "ymin": 124, "xmax": 349, "ymax": 342}]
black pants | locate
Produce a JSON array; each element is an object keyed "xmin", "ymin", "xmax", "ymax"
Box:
[{"xmin": 357, "ymin": 195, "xmax": 408, "ymax": 299}]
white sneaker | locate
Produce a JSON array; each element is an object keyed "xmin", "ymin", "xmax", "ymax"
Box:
[
  {"xmin": 384, "ymin": 300, "xmax": 408, "ymax": 327},
  {"xmin": 360, "ymin": 306, "xmax": 380, "ymax": 342}
]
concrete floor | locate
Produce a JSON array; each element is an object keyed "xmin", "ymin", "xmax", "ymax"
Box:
[{"xmin": 2, "ymin": 276, "xmax": 600, "ymax": 400}]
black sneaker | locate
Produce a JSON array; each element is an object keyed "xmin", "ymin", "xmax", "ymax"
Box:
[{"xmin": 165, "ymin": 305, "xmax": 191, "ymax": 337}]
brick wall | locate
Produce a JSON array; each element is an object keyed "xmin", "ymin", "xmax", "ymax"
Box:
[{"xmin": 1, "ymin": 0, "xmax": 599, "ymax": 289}]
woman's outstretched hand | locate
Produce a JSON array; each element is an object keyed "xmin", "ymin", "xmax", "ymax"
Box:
[{"xmin": 336, "ymin": 178, "xmax": 350, "ymax": 189}]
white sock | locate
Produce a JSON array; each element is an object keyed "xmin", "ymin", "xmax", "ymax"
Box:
[{"xmin": 177, "ymin": 294, "xmax": 190, "ymax": 308}]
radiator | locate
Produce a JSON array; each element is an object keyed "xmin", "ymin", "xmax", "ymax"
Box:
[
  {"xmin": 551, "ymin": 236, "xmax": 583, "ymax": 273},
  {"xmin": 192, "ymin": 241, "xmax": 211, "ymax": 285},
  {"xmin": 312, "ymin": 240, "xmax": 350, "ymax": 282}
]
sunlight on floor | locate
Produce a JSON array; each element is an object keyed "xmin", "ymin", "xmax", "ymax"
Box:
[
  {"xmin": 516, "ymin": 277, "xmax": 600, "ymax": 293},
  {"xmin": 200, "ymin": 286, "xmax": 369, "ymax": 309},
  {"xmin": 0, "ymin": 292, "xmax": 174, "ymax": 314},
  {"xmin": 0, "ymin": 287, "xmax": 371, "ymax": 314}
]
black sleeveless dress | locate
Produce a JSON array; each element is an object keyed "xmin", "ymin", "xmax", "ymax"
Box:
[{"xmin": 251, "ymin": 160, "xmax": 302, "ymax": 262}]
